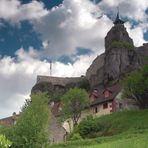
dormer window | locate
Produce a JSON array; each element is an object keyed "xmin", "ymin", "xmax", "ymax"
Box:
[
  {"xmin": 103, "ymin": 89, "xmax": 112, "ymax": 98},
  {"xmin": 104, "ymin": 90, "xmax": 110, "ymax": 98},
  {"xmin": 90, "ymin": 89, "xmax": 98, "ymax": 102}
]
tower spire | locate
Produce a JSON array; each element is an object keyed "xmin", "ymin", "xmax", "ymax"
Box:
[{"xmin": 113, "ymin": 7, "xmax": 124, "ymax": 25}]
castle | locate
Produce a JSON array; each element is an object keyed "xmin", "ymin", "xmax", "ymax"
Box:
[{"xmin": 0, "ymin": 12, "xmax": 147, "ymax": 143}]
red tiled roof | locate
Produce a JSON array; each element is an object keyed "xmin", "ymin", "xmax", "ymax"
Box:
[
  {"xmin": 0, "ymin": 115, "xmax": 19, "ymax": 126},
  {"xmin": 91, "ymin": 83, "xmax": 122, "ymax": 106}
]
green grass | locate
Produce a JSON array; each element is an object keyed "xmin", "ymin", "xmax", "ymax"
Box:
[
  {"xmin": 50, "ymin": 130, "xmax": 148, "ymax": 148},
  {"xmin": 83, "ymin": 134, "xmax": 148, "ymax": 148},
  {"xmin": 50, "ymin": 109, "xmax": 148, "ymax": 148}
]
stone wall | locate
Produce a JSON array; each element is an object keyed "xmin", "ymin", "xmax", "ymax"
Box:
[{"xmin": 37, "ymin": 75, "xmax": 84, "ymax": 86}]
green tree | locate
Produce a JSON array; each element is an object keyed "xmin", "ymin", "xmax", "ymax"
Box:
[
  {"xmin": 122, "ymin": 65, "xmax": 148, "ymax": 109},
  {"xmin": 61, "ymin": 88, "xmax": 90, "ymax": 128},
  {"xmin": 0, "ymin": 134, "xmax": 12, "ymax": 148},
  {"xmin": 12, "ymin": 92, "xmax": 51, "ymax": 147},
  {"xmin": 21, "ymin": 99, "xmax": 31, "ymax": 112}
]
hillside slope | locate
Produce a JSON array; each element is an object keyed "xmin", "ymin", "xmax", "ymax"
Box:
[{"xmin": 51, "ymin": 109, "xmax": 148, "ymax": 148}]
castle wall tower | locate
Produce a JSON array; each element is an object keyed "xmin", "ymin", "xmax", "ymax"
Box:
[{"xmin": 105, "ymin": 13, "xmax": 133, "ymax": 52}]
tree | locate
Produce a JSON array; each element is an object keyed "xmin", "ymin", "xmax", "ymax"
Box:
[
  {"xmin": 122, "ymin": 65, "xmax": 148, "ymax": 109},
  {"xmin": 12, "ymin": 92, "xmax": 51, "ymax": 147},
  {"xmin": 0, "ymin": 134, "xmax": 12, "ymax": 148},
  {"xmin": 21, "ymin": 99, "xmax": 31, "ymax": 112},
  {"xmin": 61, "ymin": 88, "xmax": 90, "ymax": 128}
]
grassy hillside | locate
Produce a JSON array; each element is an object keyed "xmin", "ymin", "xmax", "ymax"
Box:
[{"xmin": 51, "ymin": 109, "xmax": 148, "ymax": 148}]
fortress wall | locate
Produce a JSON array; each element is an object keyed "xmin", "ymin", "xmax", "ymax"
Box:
[
  {"xmin": 86, "ymin": 53, "xmax": 105, "ymax": 80},
  {"xmin": 37, "ymin": 75, "xmax": 84, "ymax": 86}
]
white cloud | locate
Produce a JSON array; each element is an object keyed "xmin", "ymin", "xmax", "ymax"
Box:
[
  {"xmin": 0, "ymin": 0, "xmax": 48, "ymax": 23},
  {"xmin": 125, "ymin": 23, "xmax": 146, "ymax": 47},
  {"xmin": 99, "ymin": 0, "xmax": 148, "ymax": 21},
  {"xmin": 32, "ymin": 0, "xmax": 112, "ymax": 57}
]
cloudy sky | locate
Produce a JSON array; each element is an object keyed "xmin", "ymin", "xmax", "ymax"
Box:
[{"xmin": 0, "ymin": 0, "xmax": 148, "ymax": 119}]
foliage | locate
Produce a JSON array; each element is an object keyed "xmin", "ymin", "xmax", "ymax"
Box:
[
  {"xmin": 61, "ymin": 88, "xmax": 90, "ymax": 128},
  {"xmin": 0, "ymin": 126, "xmax": 14, "ymax": 142},
  {"xmin": 50, "ymin": 131, "xmax": 148, "ymax": 148},
  {"xmin": 21, "ymin": 99, "xmax": 31, "ymax": 112},
  {"xmin": 122, "ymin": 65, "xmax": 148, "ymax": 108},
  {"xmin": 50, "ymin": 93, "xmax": 63, "ymax": 102},
  {"xmin": 79, "ymin": 79, "xmax": 90, "ymax": 92},
  {"xmin": 0, "ymin": 134, "xmax": 12, "ymax": 148},
  {"xmin": 111, "ymin": 41, "xmax": 134, "ymax": 50},
  {"xmin": 11, "ymin": 92, "xmax": 51, "ymax": 147},
  {"xmin": 74, "ymin": 109, "xmax": 148, "ymax": 138},
  {"xmin": 76, "ymin": 116, "xmax": 110, "ymax": 138},
  {"xmin": 70, "ymin": 133, "xmax": 83, "ymax": 141},
  {"xmin": 50, "ymin": 109, "xmax": 148, "ymax": 148},
  {"xmin": 144, "ymin": 56, "xmax": 148, "ymax": 62}
]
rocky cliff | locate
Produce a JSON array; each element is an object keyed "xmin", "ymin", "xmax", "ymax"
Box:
[
  {"xmin": 32, "ymin": 20, "xmax": 147, "ymax": 92},
  {"xmin": 86, "ymin": 23, "xmax": 145, "ymax": 88},
  {"xmin": 104, "ymin": 24, "xmax": 141, "ymax": 84},
  {"xmin": 86, "ymin": 53, "xmax": 105, "ymax": 88}
]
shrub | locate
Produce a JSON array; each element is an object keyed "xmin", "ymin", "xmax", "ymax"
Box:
[
  {"xmin": 0, "ymin": 134, "xmax": 12, "ymax": 148},
  {"xmin": 77, "ymin": 116, "xmax": 102, "ymax": 138},
  {"xmin": 111, "ymin": 41, "xmax": 134, "ymax": 50},
  {"xmin": 70, "ymin": 133, "xmax": 83, "ymax": 141},
  {"xmin": 122, "ymin": 65, "xmax": 148, "ymax": 109}
]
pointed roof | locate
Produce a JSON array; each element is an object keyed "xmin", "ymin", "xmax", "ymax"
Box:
[{"xmin": 113, "ymin": 10, "xmax": 124, "ymax": 25}]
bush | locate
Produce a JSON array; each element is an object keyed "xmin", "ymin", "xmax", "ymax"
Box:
[
  {"xmin": 70, "ymin": 133, "xmax": 83, "ymax": 141},
  {"xmin": 122, "ymin": 65, "xmax": 148, "ymax": 109},
  {"xmin": 77, "ymin": 116, "xmax": 104, "ymax": 138},
  {"xmin": 0, "ymin": 135, "xmax": 12, "ymax": 148},
  {"xmin": 111, "ymin": 41, "xmax": 134, "ymax": 50}
]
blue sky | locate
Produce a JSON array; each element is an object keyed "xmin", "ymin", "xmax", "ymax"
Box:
[
  {"xmin": 0, "ymin": 0, "xmax": 147, "ymax": 118},
  {"xmin": 0, "ymin": 0, "xmax": 64, "ymax": 58}
]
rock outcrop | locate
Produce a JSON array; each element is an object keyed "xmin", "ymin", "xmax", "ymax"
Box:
[
  {"xmin": 86, "ymin": 22, "xmax": 142, "ymax": 87},
  {"xmin": 104, "ymin": 24, "xmax": 141, "ymax": 84},
  {"xmin": 86, "ymin": 53, "xmax": 105, "ymax": 88}
]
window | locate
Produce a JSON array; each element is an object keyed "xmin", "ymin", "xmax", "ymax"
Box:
[
  {"xmin": 104, "ymin": 90, "xmax": 111, "ymax": 98},
  {"xmin": 95, "ymin": 107, "xmax": 98, "ymax": 113},
  {"xmin": 119, "ymin": 103, "xmax": 123, "ymax": 109},
  {"xmin": 103, "ymin": 103, "xmax": 108, "ymax": 109}
]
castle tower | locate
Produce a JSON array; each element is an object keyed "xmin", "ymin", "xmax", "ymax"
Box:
[
  {"xmin": 113, "ymin": 10, "xmax": 124, "ymax": 25},
  {"xmin": 104, "ymin": 11, "xmax": 140, "ymax": 84},
  {"xmin": 105, "ymin": 11, "xmax": 133, "ymax": 52}
]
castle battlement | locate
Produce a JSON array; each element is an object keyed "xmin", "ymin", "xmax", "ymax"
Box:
[{"xmin": 37, "ymin": 75, "xmax": 85, "ymax": 86}]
